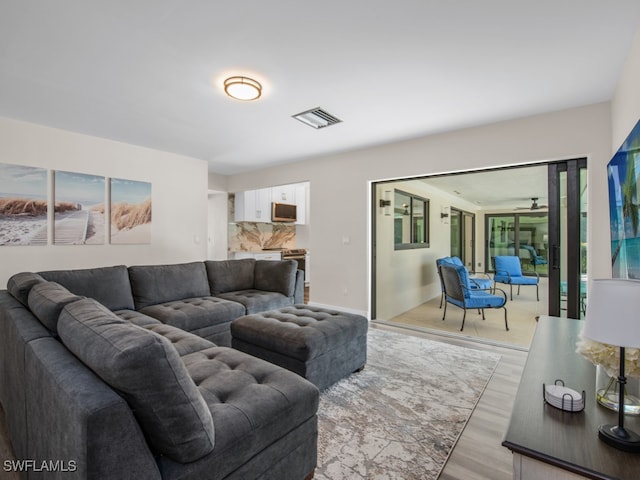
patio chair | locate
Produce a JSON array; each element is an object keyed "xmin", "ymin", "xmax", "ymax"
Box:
[
  {"xmin": 439, "ymin": 263, "xmax": 508, "ymax": 332},
  {"xmin": 520, "ymin": 245, "xmax": 548, "ymax": 271},
  {"xmin": 493, "ymin": 255, "xmax": 540, "ymax": 301},
  {"xmin": 436, "ymin": 256, "xmax": 492, "ymax": 308}
]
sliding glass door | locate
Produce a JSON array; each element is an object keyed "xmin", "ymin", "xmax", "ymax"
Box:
[
  {"xmin": 451, "ymin": 209, "xmax": 475, "ymax": 270},
  {"xmin": 485, "ymin": 213, "xmax": 548, "ymax": 273},
  {"xmin": 548, "ymin": 158, "xmax": 588, "ymax": 318}
]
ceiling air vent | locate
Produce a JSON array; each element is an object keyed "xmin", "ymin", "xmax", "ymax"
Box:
[{"xmin": 292, "ymin": 107, "xmax": 342, "ymax": 129}]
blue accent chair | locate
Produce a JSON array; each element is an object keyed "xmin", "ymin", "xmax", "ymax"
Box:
[
  {"xmin": 493, "ymin": 255, "xmax": 540, "ymax": 301},
  {"xmin": 439, "ymin": 263, "xmax": 508, "ymax": 332},
  {"xmin": 436, "ymin": 256, "xmax": 492, "ymax": 308},
  {"xmin": 520, "ymin": 245, "xmax": 548, "ymax": 271}
]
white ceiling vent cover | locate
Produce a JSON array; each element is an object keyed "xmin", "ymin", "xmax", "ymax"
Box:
[{"xmin": 292, "ymin": 107, "xmax": 342, "ymax": 129}]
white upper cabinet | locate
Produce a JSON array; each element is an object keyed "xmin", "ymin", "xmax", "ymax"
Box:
[
  {"xmin": 271, "ymin": 185, "xmax": 296, "ymax": 204},
  {"xmin": 234, "ymin": 188, "xmax": 272, "ymax": 222},
  {"xmin": 234, "ymin": 182, "xmax": 308, "ymax": 224}
]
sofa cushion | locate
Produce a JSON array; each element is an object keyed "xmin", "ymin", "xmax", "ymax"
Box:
[
  {"xmin": 216, "ymin": 290, "xmax": 293, "ymax": 314},
  {"xmin": 128, "ymin": 262, "xmax": 210, "ymax": 309},
  {"xmin": 27, "ymin": 282, "xmax": 83, "ymax": 334},
  {"xmin": 139, "ymin": 296, "xmax": 245, "ymax": 332},
  {"xmin": 254, "ymin": 260, "xmax": 297, "ymax": 297},
  {"xmin": 205, "ymin": 259, "xmax": 256, "ymax": 294},
  {"xmin": 57, "ymin": 298, "xmax": 215, "ymax": 463},
  {"xmin": 7, "ymin": 272, "xmax": 47, "ymax": 307},
  {"xmin": 39, "ymin": 265, "xmax": 135, "ymax": 311}
]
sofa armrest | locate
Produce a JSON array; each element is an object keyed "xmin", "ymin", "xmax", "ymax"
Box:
[{"xmin": 294, "ymin": 269, "xmax": 304, "ymax": 304}]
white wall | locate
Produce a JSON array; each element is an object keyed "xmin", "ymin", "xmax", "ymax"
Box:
[
  {"xmin": 0, "ymin": 117, "xmax": 209, "ymax": 286},
  {"xmin": 612, "ymin": 29, "xmax": 640, "ymax": 163},
  {"xmin": 226, "ymin": 102, "xmax": 612, "ymax": 316}
]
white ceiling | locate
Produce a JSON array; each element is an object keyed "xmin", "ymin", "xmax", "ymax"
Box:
[
  {"xmin": 1, "ymin": 1, "xmax": 639, "ymax": 175},
  {"xmin": 420, "ymin": 165, "xmax": 549, "ymax": 210}
]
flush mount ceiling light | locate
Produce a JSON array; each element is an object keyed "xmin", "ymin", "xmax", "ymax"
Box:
[
  {"xmin": 292, "ymin": 107, "xmax": 342, "ymax": 129},
  {"xmin": 224, "ymin": 76, "xmax": 262, "ymax": 101}
]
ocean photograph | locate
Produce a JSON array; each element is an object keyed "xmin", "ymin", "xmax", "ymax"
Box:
[
  {"xmin": 0, "ymin": 163, "xmax": 48, "ymax": 246},
  {"xmin": 110, "ymin": 178, "xmax": 152, "ymax": 244},
  {"xmin": 608, "ymin": 119, "xmax": 640, "ymax": 279},
  {"xmin": 54, "ymin": 170, "xmax": 106, "ymax": 245}
]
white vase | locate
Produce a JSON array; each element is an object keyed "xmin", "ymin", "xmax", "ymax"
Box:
[{"xmin": 595, "ymin": 364, "xmax": 640, "ymax": 415}]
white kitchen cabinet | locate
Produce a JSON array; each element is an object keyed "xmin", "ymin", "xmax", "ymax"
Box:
[
  {"xmin": 234, "ymin": 188, "xmax": 272, "ymax": 222},
  {"xmin": 234, "ymin": 182, "xmax": 308, "ymax": 224},
  {"xmin": 271, "ymin": 185, "xmax": 296, "ymax": 204}
]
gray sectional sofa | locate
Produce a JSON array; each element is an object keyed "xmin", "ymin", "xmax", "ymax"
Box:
[{"xmin": 0, "ymin": 259, "xmax": 317, "ymax": 480}]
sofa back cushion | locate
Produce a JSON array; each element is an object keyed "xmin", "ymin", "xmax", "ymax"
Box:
[
  {"xmin": 28, "ymin": 282, "xmax": 83, "ymax": 334},
  {"xmin": 254, "ymin": 260, "xmax": 298, "ymax": 297},
  {"xmin": 57, "ymin": 298, "xmax": 215, "ymax": 463},
  {"xmin": 7, "ymin": 272, "xmax": 47, "ymax": 306},
  {"xmin": 205, "ymin": 258, "xmax": 256, "ymax": 294},
  {"xmin": 39, "ymin": 265, "xmax": 134, "ymax": 311},
  {"xmin": 128, "ymin": 262, "xmax": 211, "ymax": 310}
]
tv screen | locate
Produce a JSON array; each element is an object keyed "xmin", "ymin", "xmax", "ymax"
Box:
[{"xmin": 608, "ymin": 119, "xmax": 640, "ymax": 279}]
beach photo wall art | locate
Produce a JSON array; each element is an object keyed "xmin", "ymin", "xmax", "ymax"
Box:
[
  {"xmin": 53, "ymin": 171, "xmax": 106, "ymax": 245},
  {"xmin": 0, "ymin": 162, "xmax": 48, "ymax": 246},
  {"xmin": 110, "ymin": 178, "xmax": 152, "ymax": 244},
  {"xmin": 608, "ymin": 118, "xmax": 640, "ymax": 279}
]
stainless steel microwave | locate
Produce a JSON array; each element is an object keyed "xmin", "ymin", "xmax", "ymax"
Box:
[{"xmin": 272, "ymin": 202, "xmax": 297, "ymax": 222}]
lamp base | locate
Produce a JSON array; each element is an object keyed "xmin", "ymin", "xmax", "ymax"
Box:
[{"xmin": 598, "ymin": 424, "xmax": 640, "ymax": 452}]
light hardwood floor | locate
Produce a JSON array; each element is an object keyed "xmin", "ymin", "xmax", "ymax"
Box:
[
  {"xmin": 372, "ymin": 323, "xmax": 528, "ymax": 480},
  {"xmin": 0, "ymin": 323, "xmax": 527, "ymax": 480}
]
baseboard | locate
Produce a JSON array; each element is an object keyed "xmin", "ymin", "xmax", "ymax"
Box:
[{"xmin": 306, "ymin": 302, "xmax": 370, "ymax": 320}]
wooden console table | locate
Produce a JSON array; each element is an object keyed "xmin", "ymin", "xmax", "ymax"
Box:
[{"xmin": 502, "ymin": 316, "xmax": 640, "ymax": 480}]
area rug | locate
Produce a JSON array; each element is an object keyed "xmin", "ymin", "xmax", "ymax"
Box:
[{"xmin": 315, "ymin": 328, "xmax": 501, "ymax": 480}]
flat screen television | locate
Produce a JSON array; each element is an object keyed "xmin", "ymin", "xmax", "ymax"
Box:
[{"xmin": 608, "ymin": 119, "xmax": 640, "ymax": 279}]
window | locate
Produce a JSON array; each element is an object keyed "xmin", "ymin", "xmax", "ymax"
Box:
[{"xmin": 394, "ymin": 189, "xmax": 429, "ymax": 249}]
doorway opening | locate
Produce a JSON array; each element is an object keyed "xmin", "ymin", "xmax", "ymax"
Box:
[{"xmin": 371, "ymin": 159, "xmax": 586, "ymax": 349}]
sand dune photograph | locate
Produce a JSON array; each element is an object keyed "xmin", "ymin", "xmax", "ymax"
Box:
[
  {"xmin": 110, "ymin": 177, "xmax": 152, "ymax": 244},
  {"xmin": 0, "ymin": 163, "xmax": 48, "ymax": 246}
]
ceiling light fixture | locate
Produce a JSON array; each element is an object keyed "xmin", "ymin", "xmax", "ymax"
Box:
[{"xmin": 224, "ymin": 76, "xmax": 262, "ymax": 101}]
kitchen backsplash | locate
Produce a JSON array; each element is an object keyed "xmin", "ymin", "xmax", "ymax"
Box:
[{"xmin": 228, "ymin": 222, "xmax": 296, "ymax": 252}]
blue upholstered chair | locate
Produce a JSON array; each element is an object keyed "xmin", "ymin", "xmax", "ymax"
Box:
[
  {"xmin": 493, "ymin": 255, "xmax": 540, "ymax": 301},
  {"xmin": 436, "ymin": 256, "xmax": 492, "ymax": 308},
  {"xmin": 520, "ymin": 245, "xmax": 548, "ymax": 271},
  {"xmin": 439, "ymin": 263, "xmax": 508, "ymax": 332}
]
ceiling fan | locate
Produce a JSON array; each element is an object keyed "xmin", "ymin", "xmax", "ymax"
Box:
[{"xmin": 515, "ymin": 197, "xmax": 548, "ymax": 210}]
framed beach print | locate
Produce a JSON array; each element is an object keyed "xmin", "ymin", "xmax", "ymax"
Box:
[
  {"xmin": 110, "ymin": 178, "xmax": 152, "ymax": 244},
  {"xmin": 608, "ymin": 119, "xmax": 640, "ymax": 279},
  {"xmin": 53, "ymin": 170, "xmax": 106, "ymax": 245},
  {"xmin": 0, "ymin": 163, "xmax": 48, "ymax": 246}
]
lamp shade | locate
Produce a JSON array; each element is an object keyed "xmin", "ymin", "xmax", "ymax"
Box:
[{"xmin": 582, "ymin": 278, "xmax": 640, "ymax": 348}]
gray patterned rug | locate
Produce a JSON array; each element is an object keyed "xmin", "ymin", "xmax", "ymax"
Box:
[{"xmin": 316, "ymin": 328, "xmax": 501, "ymax": 479}]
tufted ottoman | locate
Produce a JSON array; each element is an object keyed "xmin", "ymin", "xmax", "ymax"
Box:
[{"xmin": 230, "ymin": 305, "xmax": 368, "ymax": 391}]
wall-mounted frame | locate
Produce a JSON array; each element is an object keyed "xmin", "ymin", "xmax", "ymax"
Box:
[
  {"xmin": 0, "ymin": 163, "xmax": 48, "ymax": 246},
  {"xmin": 110, "ymin": 178, "xmax": 152, "ymax": 244},
  {"xmin": 54, "ymin": 170, "xmax": 105, "ymax": 245}
]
